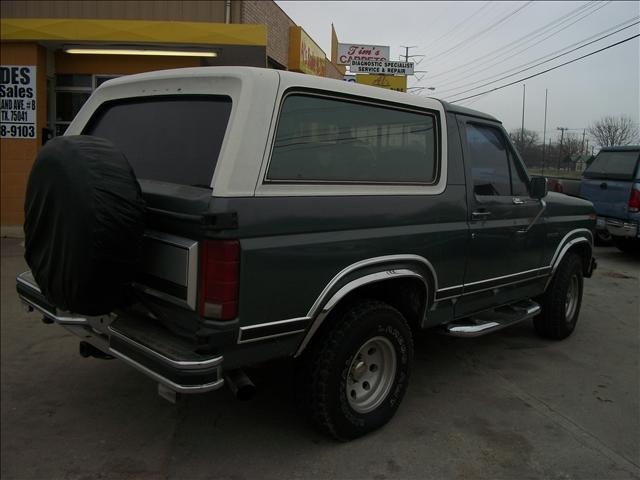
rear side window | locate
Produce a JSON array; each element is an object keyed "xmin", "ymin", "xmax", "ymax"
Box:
[
  {"xmin": 583, "ymin": 150, "xmax": 640, "ymax": 180},
  {"xmin": 84, "ymin": 96, "xmax": 232, "ymax": 187},
  {"xmin": 266, "ymin": 94, "xmax": 438, "ymax": 183}
]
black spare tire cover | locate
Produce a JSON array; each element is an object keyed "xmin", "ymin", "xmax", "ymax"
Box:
[{"xmin": 24, "ymin": 135, "xmax": 146, "ymax": 315}]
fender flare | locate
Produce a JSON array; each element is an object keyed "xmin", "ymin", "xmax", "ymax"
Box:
[
  {"xmin": 294, "ymin": 254, "xmax": 436, "ymax": 356},
  {"xmin": 546, "ymin": 228, "xmax": 593, "ymax": 288}
]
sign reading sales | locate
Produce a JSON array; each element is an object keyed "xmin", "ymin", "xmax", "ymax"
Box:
[
  {"xmin": 337, "ymin": 43, "xmax": 390, "ymax": 65},
  {"xmin": 0, "ymin": 65, "xmax": 37, "ymax": 139},
  {"xmin": 350, "ymin": 60, "xmax": 414, "ymax": 76}
]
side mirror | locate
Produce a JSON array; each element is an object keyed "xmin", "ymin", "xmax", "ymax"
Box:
[{"xmin": 530, "ymin": 176, "xmax": 548, "ymax": 199}]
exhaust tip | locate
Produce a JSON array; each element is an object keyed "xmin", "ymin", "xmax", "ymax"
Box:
[{"xmin": 224, "ymin": 369, "xmax": 256, "ymax": 401}]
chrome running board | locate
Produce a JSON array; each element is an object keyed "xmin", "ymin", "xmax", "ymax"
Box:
[{"xmin": 442, "ymin": 300, "xmax": 541, "ymax": 337}]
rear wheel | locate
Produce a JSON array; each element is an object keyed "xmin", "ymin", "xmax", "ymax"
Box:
[
  {"xmin": 534, "ymin": 252, "xmax": 584, "ymax": 340},
  {"xmin": 297, "ymin": 299, "xmax": 413, "ymax": 440},
  {"xmin": 594, "ymin": 229, "xmax": 613, "ymax": 246}
]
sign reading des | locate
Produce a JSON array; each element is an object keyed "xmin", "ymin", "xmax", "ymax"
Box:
[
  {"xmin": 289, "ymin": 26, "xmax": 326, "ymax": 77},
  {"xmin": 337, "ymin": 43, "xmax": 390, "ymax": 65},
  {"xmin": 350, "ymin": 60, "xmax": 414, "ymax": 76},
  {"xmin": 0, "ymin": 65, "xmax": 37, "ymax": 139},
  {"xmin": 356, "ymin": 74, "xmax": 407, "ymax": 93}
]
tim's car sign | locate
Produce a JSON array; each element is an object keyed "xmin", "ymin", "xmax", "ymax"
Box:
[{"xmin": 337, "ymin": 43, "xmax": 390, "ymax": 65}]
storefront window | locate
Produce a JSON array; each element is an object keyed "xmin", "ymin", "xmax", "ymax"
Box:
[
  {"xmin": 56, "ymin": 74, "xmax": 92, "ymax": 88},
  {"xmin": 54, "ymin": 74, "xmax": 120, "ymax": 136},
  {"xmin": 56, "ymin": 91, "xmax": 91, "ymax": 122}
]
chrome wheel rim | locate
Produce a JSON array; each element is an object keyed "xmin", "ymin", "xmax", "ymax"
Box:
[
  {"xmin": 346, "ymin": 336, "xmax": 397, "ymax": 414},
  {"xmin": 565, "ymin": 274, "xmax": 579, "ymax": 321}
]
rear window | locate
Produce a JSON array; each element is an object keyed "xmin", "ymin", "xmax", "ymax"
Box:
[
  {"xmin": 84, "ymin": 96, "xmax": 232, "ymax": 187},
  {"xmin": 583, "ymin": 150, "xmax": 640, "ymax": 180}
]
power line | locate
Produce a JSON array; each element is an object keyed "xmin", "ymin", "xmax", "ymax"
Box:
[
  {"xmin": 449, "ymin": 33, "xmax": 639, "ymax": 103},
  {"xmin": 424, "ymin": 1, "xmax": 533, "ymax": 63},
  {"xmin": 433, "ymin": 1, "xmax": 609, "ymax": 87},
  {"xmin": 436, "ymin": 16, "xmax": 637, "ymax": 96},
  {"xmin": 438, "ymin": 18, "xmax": 639, "ymax": 98},
  {"xmin": 427, "ymin": 0, "xmax": 604, "ymax": 82},
  {"xmin": 422, "ymin": 1, "xmax": 494, "ymax": 54}
]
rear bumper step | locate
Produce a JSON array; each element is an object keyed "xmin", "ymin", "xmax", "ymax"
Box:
[
  {"xmin": 442, "ymin": 300, "xmax": 541, "ymax": 338},
  {"xmin": 16, "ymin": 271, "xmax": 224, "ymax": 395}
]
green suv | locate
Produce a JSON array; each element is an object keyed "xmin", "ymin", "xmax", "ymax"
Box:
[{"xmin": 17, "ymin": 67, "xmax": 597, "ymax": 440}]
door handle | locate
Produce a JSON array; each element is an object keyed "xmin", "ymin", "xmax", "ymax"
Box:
[
  {"xmin": 517, "ymin": 199, "xmax": 547, "ymax": 234},
  {"xmin": 472, "ymin": 210, "xmax": 492, "ymax": 220}
]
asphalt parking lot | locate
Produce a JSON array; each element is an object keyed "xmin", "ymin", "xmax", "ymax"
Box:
[{"xmin": 1, "ymin": 237, "xmax": 638, "ymax": 480}]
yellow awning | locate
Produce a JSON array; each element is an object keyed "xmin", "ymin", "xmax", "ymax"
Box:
[{"xmin": 1, "ymin": 18, "xmax": 267, "ymax": 46}]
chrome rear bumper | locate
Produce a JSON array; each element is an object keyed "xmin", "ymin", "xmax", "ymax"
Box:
[
  {"xmin": 605, "ymin": 218, "xmax": 638, "ymax": 238},
  {"xmin": 16, "ymin": 271, "xmax": 224, "ymax": 394}
]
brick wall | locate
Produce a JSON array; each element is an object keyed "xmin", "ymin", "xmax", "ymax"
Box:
[
  {"xmin": 1, "ymin": 43, "xmax": 47, "ymax": 230},
  {"xmin": 1, "ymin": 1, "xmax": 226, "ymax": 23},
  {"xmin": 241, "ymin": 0, "xmax": 294, "ymax": 68}
]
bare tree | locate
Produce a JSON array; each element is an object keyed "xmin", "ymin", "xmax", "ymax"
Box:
[
  {"xmin": 587, "ymin": 115, "xmax": 639, "ymax": 147},
  {"xmin": 509, "ymin": 128, "xmax": 542, "ymax": 167},
  {"xmin": 509, "ymin": 128, "xmax": 539, "ymax": 153}
]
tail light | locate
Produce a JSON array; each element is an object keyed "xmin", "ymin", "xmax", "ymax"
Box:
[
  {"xmin": 554, "ymin": 182, "xmax": 564, "ymax": 193},
  {"xmin": 199, "ymin": 240, "xmax": 240, "ymax": 320},
  {"xmin": 629, "ymin": 186, "xmax": 640, "ymax": 213}
]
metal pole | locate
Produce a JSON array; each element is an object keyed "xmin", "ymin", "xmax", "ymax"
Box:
[
  {"xmin": 557, "ymin": 127, "xmax": 567, "ymax": 174},
  {"xmin": 541, "ymin": 88, "xmax": 548, "ymax": 175},
  {"xmin": 521, "ymin": 84, "xmax": 526, "ymax": 146}
]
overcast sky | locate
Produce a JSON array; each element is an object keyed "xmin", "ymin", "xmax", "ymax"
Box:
[{"xmin": 276, "ymin": 1, "xmax": 639, "ymax": 145}]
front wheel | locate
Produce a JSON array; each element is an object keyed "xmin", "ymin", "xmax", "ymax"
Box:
[
  {"xmin": 297, "ymin": 299, "xmax": 413, "ymax": 440},
  {"xmin": 534, "ymin": 252, "xmax": 584, "ymax": 340}
]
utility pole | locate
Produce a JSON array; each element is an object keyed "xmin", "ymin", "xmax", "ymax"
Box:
[
  {"xmin": 541, "ymin": 88, "xmax": 548, "ymax": 175},
  {"xmin": 399, "ymin": 45, "xmax": 424, "ymax": 63},
  {"xmin": 520, "ymin": 84, "xmax": 526, "ymax": 146},
  {"xmin": 581, "ymin": 128, "xmax": 586, "ymax": 154},
  {"xmin": 399, "ymin": 45, "xmax": 427, "ymax": 91},
  {"xmin": 557, "ymin": 127, "xmax": 568, "ymax": 174}
]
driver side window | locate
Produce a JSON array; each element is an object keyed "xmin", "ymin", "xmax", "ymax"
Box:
[{"xmin": 466, "ymin": 123, "xmax": 529, "ymax": 197}]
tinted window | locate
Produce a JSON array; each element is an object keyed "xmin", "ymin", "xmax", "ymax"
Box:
[
  {"xmin": 583, "ymin": 150, "xmax": 640, "ymax": 180},
  {"xmin": 267, "ymin": 94, "xmax": 437, "ymax": 183},
  {"xmin": 508, "ymin": 149, "xmax": 529, "ymax": 196},
  {"xmin": 85, "ymin": 96, "xmax": 232, "ymax": 186},
  {"xmin": 466, "ymin": 124, "xmax": 510, "ymax": 196}
]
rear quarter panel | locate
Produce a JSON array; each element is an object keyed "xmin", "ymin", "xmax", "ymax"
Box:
[{"xmin": 542, "ymin": 192, "xmax": 595, "ymax": 266}]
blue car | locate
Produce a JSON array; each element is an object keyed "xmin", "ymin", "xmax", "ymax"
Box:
[{"xmin": 580, "ymin": 146, "xmax": 640, "ymax": 253}]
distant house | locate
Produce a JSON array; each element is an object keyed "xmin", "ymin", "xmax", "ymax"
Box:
[{"xmin": 568, "ymin": 153, "xmax": 592, "ymax": 172}]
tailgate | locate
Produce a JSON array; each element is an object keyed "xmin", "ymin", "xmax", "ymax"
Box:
[{"xmin": 580, "ymin": 178, "xmax": 632, "ymax": 219}]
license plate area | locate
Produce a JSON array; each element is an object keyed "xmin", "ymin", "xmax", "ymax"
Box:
[{"xmin": 133, "ymin": 231, "xmax": 198, "ymax": 310}]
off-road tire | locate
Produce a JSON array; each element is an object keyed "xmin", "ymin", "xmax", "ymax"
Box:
[
  {"xmin": 534, "ymin": 252, "xmax": 583, "ymax": 340},
  {"xmin": 297, "ymin": 299, "xmax": 413, "ymax": 441},
  {"xmin": 594, "ymin": 229, "xmax": 613, "ymax": 246}
]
